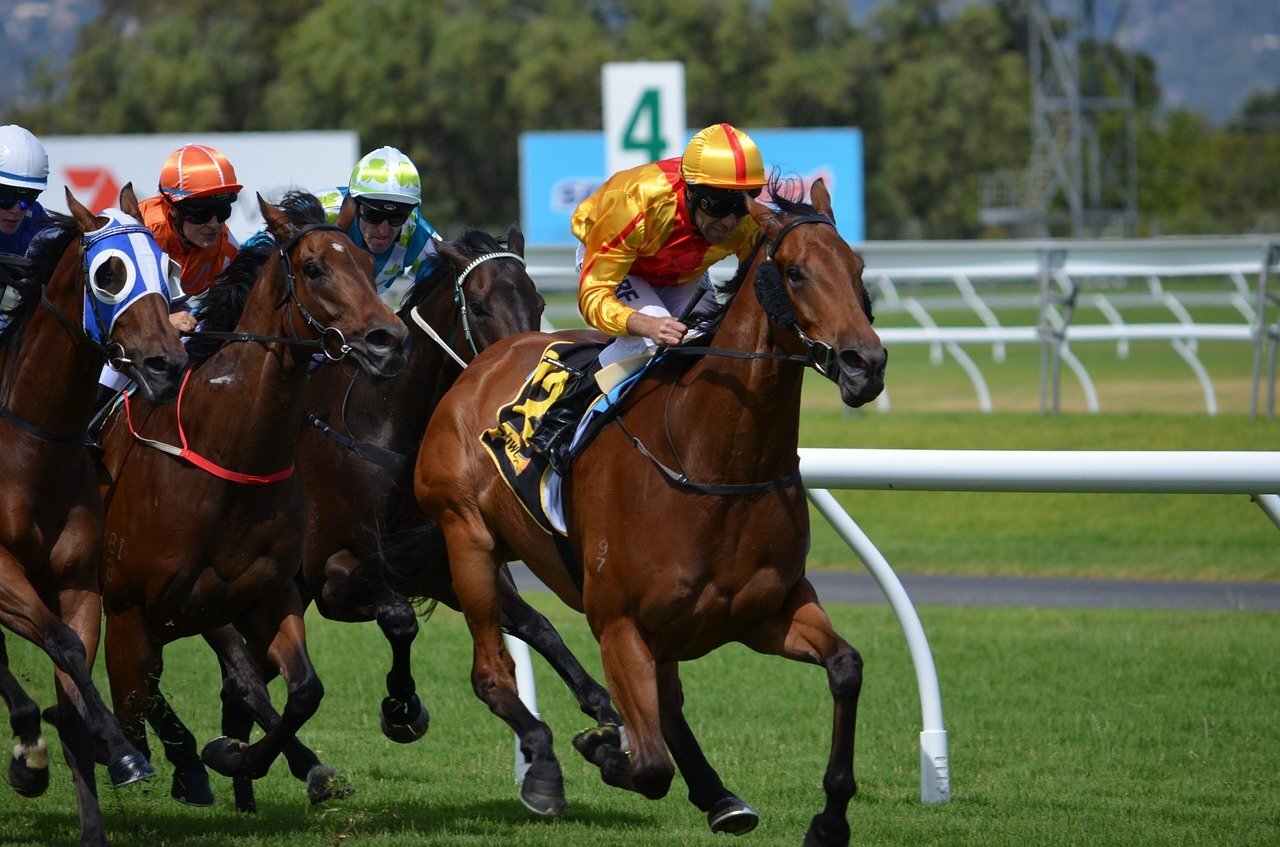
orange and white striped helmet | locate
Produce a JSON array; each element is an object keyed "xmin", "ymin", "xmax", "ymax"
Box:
[{"xmin": 157, "ymin": 144, "xmax": 242, "ymax": 202}]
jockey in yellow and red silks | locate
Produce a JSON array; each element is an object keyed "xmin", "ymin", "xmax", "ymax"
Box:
[{"xmin": 570, "ymin": 123, "xmax": 766, "ymax": 371}]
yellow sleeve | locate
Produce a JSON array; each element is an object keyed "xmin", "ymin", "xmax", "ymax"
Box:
[{"xmin": 572, "ymin": 186, "xmax": 649, "ymax": 336}]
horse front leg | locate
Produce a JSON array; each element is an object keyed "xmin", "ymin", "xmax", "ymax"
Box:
[
  {"xmin": 201, "ymin": 590, "xmax": 324, "ymax": 796},
  {"xmin": 579, "ymin": 616, "xmax": 672, "ymax": 801},
  {"xmin": 375, "ymin": 597, "xmax": 430, "ymax": 743},
  {"xmin": 655, "ymin": 662, "xmax": 760, "ymax": 835},
  {"xmin": 739, "ymin": 579, "xmax": 861, "ymax": 847},
  {"xmin": 203, "ymin": 624, "xmax": 350, "ymax": 809},
  {"xmin": 104, "ymin": 607, "xmax": 211, "ymax": 806},
  {"xmin": 497, "ymin": 564, "xmax": 622, "ymax": 736},
  {"xmin": 0, "ymin": 630, "xmax": 49, "ymax": 797},
  {"xmin": 0, "ymin": 552, "xmax": 152, "ymax": 790},
  {"xmin": 446, "ymin": 524, "xmax": 564, "ymax": 816}
]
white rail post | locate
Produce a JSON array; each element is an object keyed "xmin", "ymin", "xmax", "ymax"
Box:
[
  {"xmin": 504, "ymin": 634, "xmax": 538, "ymax": 784},
  {"xmin": 807, "ymin": 488, "xmax": 951, "ymax": 803}
]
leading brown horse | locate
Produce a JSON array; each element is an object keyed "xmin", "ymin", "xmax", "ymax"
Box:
[
  {"xmin": 414, "ymin": 179, "xmax": 885, "ymax": 845},
  {"xmin": 0, "ymin": 187, "xmax": 187, "ymax": 846},
  {"xmin": 96, "ymin": 192, "xmax": 408, "ymax": 809}
]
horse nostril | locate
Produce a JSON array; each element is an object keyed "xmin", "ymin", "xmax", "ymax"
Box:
[
  {"xmin": 839, "ymin": 346, "xmax": 887, "ymax": 377},
  {"xmin": 143, "ymin": 355, "xmax": 184, "ymax": 382},
  {"xmin": 365, "ymin": 327, "xmax": 402, "ymax": 355}
]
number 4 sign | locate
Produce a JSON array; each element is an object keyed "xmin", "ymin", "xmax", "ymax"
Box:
[{"xmin": 602, "ymin": 62, "xmax": 686, "ymax": 178}]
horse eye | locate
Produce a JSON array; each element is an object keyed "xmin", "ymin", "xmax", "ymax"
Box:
[
  {"xmin": 786, "ymin": 264, "xmax": 804, "ymax": 283},
  {"xmin": 469, "ymin": 301, "xmax": 488, "ymax": 318},
  {"xmin": 302, "ymin": 261, "xmax": 324, "ymax": 280},
  {"xmin": 94, "ymin": 262, "xmax": 125, "ymax": 294}
]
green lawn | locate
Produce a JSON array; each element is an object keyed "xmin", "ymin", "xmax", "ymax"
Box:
[{"xmin": 2, "ymin": 603, "xmax": 1277, "ymax": 847}]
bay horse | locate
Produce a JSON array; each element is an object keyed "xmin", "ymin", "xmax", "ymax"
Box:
[
  {"xmin": 0, "ymin": 186, "xmax": 187, "ymax": 846},
  {"xmin": 206, "ymin": 225, "xmax": 620, "ymax": 813},
  {"xmin": 414, "ymin": 179, "xmax": 885, "ymax": 844},
  {"xmin": 95, "ymin": 192, "xmax": 408, "ymax": 810}
]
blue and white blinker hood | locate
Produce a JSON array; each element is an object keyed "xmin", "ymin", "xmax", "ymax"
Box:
[{"xmin": 82, "ymin": 208, "xmax": 179, "ymax": 344}]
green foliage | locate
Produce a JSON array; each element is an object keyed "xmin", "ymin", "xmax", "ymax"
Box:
[{"xmin": 7, "ymin": 0, "xmax": 1277, "ymax": 238}]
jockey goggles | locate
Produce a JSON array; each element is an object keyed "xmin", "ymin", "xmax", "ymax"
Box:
[
  {"xmin": 356, "ymin": 198, "xmax": 415, "ymax": 228},
  {"xmin": 691, "ymin": 185, "xmax": 756, "ymax": 219},
  {"xmin": 0, "ymin": 187, "xmax": 40, "ymax": 211},
  {"xmin": 177, "ymin": 194, "xmax": 236, "ymax": 225}
]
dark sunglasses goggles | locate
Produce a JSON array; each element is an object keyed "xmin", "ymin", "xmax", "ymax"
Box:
[
  {"xmin": 0, "ymin": 188, "xmax": 41, "ymax": 212},
  {"xmin": 692, "ymin": 187, "xmax": 750, "ymax": 219},
  {"xmin": 178, "ymin": 199, "xmax": 234, "ymax": 225},
  {"xmin": 356, "ymin": 200, "xmax": 415, "ymax": 227}
]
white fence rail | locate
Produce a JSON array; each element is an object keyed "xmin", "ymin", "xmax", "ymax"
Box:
[
  {"xmin": 527, "ymin": 236, "xmax": 1280, "ymax": 416},
  {"xmin": 509, "ymin": 448, "xmax": 1280, "ymax": 806}
]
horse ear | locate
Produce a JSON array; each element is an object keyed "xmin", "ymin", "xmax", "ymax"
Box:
[
  {"xmin": 810, "ymin": 179, "xmax": 834, "ymax": 220},
  {"xmin": 119, "ymin": 182, "xmax": 142, "ymax": 221},
  {"xmin": 435, "ymin": 238, "xmax": 466, "ymax": 271},
  {"xmin": 259, "ymin": 192, "xmax": 293, "ymax": 241},
  {"xmin": 336, "ymin": 195, "xmax": 356, "ymax": 230},
  {"xmin": 747, "ymin": 195, "xmax": 781, "ymax": 242},
  {"xmin": 506, "ymin": 223, "xmax": 524, "ymax": 258},
  {"xmin": 65, "ymin": 188, "xmax": 98, "ymax": 232}
]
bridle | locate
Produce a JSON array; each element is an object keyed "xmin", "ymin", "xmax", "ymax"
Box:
[{"xmin": 311, "ymin": 248, "xmax": 527, "ymax": 472}]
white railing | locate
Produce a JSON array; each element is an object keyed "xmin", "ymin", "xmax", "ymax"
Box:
[
  {"xmin": 527, "ymin": 236, "xmax": 1280, "ymax": 416},
  {"xmin": 508, "ymin": 448, "xmax": 1280, "ymax": 806}
]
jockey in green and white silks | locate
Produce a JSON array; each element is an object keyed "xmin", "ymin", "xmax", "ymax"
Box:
[{"xmin": 314, "ymin": 146, "xmax": 442, "ymax": 302}]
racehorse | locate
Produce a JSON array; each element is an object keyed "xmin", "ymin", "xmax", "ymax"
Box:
[
  {"xmin": 96, "ymin": 192, "xmax": 408, "ymax": 810},
  {"xmin": 206, "ymin": 225, "xmax": 621, "ymax": 813},
  {"xmin": 0, "ymin": 186, "xmax": 187, "ymax": 846},
  {"xmin": 414, "ymin": 179, "xmax": 885, "ymax": 845}
]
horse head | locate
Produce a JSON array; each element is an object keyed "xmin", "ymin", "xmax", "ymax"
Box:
[
  {"xmin": 746, "ymin": 178, "xmax": 886, "ymax": 407},
  {"xmin": 425, "ymin": 223, "xmax": 546, "ymax": 357},
  {"xmin": 67, "ymin": 184, "xmax": 187, "ymax": 404},
  {"xmin": 259, "ymin": 193, "xmax": 409, "ymax": 379}
]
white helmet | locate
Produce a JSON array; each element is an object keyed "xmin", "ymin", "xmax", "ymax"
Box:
[
  {"xmin": 347, "ymin": 146, "xmax": 421, "ymax": 206},
  {"xmin": 0, "ymin": 125, "xmax": 50, "ymax": 192}
]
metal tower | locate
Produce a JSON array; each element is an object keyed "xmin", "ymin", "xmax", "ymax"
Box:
[{"xmin": 982, "ymin": 0, "xmax": 1138, "ymax": 237}]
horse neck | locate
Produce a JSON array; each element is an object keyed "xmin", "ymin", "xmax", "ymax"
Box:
[
  {"xmin": 666, "ymin": 265, "xmax": 805, "ymax": 475},
  {"xmin": 188, "ymin": 260, "xmax": 313, "ymax": 463},
  {"xmin": 0, "ymin": 243, "xmax": 99, "ymax": 437}
]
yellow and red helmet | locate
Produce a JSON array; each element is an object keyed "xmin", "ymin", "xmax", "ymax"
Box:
[
  {"xmin": 157, "ymin": 144, "xmax": 242, "ymax": 202},
  {"xmin": 679, "ymin": 123, "xmax": 765, "ymax": 190}
]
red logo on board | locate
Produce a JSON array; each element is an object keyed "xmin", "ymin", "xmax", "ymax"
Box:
[{"xmin": 63, "ymin": 167, "xmax": 122, "ymax": 213}]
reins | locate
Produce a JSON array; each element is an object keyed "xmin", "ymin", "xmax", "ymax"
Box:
[
  {"xmin": 308, "ymin": 249, "xmax": 526, "ymax": 471},
  {"xmin": 618, "ymin": 212, "xmax": 838, "ymax": 495}
]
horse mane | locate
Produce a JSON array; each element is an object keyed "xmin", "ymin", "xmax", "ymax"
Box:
[
  {"xmin": 397, "ymin": 228, "xmax": 507, "ymax": 318},
  {"xmin": 187, "ymin": 191, "xmax": 326, "ymax": 364},
  {"xmin": 0, "ymin": 215, "xmax": 77, "ymax": 353}
]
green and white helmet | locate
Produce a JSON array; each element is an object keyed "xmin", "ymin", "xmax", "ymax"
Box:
[{"xmin": 348, "ymin": 146, "xmax": 421, "ymax": 206}]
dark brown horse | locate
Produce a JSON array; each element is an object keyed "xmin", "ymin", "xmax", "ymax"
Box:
[
  {"xmin": 96, "ymin": 192, "xmax": 408, "ymax": 809},
  {"xmin": 414, "ymin": 179, "xmax": 885, "ymax": 844},
  {"xmin": 206, "ymin": 225, "xmax": 621, "ymax": 812},
  {"xmin": 0, "ymin": 187, "xmax": 187, "ymax": 846}
]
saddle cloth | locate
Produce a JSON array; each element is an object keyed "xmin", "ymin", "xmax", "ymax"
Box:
[{"xmin": 479, "ymin": 341, "xmax": 604, "ymax": 534}]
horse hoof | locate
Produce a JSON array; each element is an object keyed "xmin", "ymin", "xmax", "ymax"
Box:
[
  {"xmin": 306, "ymin": 764, "xmax": 355, "ymax": 805},
  {"xmin": 7, "ymin": 750, "xmax": 50, "ymax": 798},
  {"xmin": 518, "ymin": 760, "xmax": 565, "ymax": 817},
  {"xmin": 171, "ymin": 769, "xmax": 215, "ymax": 807},
  {"xmin": 200, "ymin": 735, "xmax": 249, "ymax": 778},
  {"xmin": 107, "ymin": 753, "xmax": 156, "ymax": 788},
  {"xmin": 571, "ymin": 724, "xmax": 623, "ymax": 762},
  {"xmin": 708, "ymin": 795, "xmax": 760, "ymax": 836},
  {"xmin": 380, "ymin": 696, "xmax": 430, "ymax": 744},
  {"xmin": 802, "ymin": 815, "xmax": 851, "ymax": 847}
]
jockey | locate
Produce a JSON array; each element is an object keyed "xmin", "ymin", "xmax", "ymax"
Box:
[
  {"xmin": 0, "ymin": 125, "xmax": 53, "ymax": 257},
  {"xmin": 571, "ymin": 122, "xmax": 766, "ymax": 373},
  {"xmin": 141, "ymin": 143, "xmax": 242, "ymax": 332},
  {"xmin": 93, "ymin": 144, "xmax": 242, "ymax": 434},
  {"xmin": 313, "ymin": 145, "xmax": 442, "ymax": 303}
]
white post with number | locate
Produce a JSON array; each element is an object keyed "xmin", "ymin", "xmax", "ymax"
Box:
[{"xmin": 602, "ymin": 61, "xmax": 686, "ymax": 177}]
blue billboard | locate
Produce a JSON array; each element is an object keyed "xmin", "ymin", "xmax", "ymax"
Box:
[{"xmin": 520, "ymin": 127, "xmax": 864, "ymax": 246}]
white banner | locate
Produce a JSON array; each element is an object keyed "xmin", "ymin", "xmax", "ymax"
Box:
[
  {"xmin": 39, "ymin": 130, "xmax": 359, "ymax": 240},
  {"xmin": 602, "ymin": 62, "xmax": 685, "ymax": 177}
]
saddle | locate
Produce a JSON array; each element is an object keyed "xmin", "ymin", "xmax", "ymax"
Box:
[{"xmin": 479, "ymin": 340, "xmax": 611, "ymax": 533}]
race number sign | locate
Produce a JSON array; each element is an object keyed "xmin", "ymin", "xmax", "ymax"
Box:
[{"xmin": 602, "ymin": 62, "xmax": 686, "ymax": 177}]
